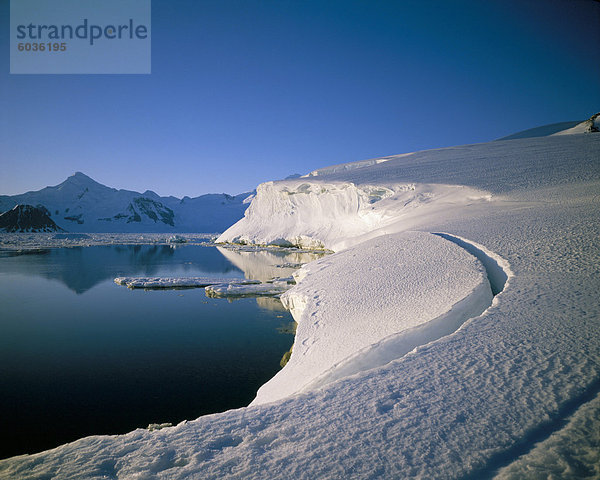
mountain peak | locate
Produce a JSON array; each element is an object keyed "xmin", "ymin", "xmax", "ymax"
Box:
[
  {"xmin": 70, "ymin": 171, "xmax": 94, "ymax": 181},
  {"xmin": 61, "ymin": 172, "xmax": 103, "ymax": 188},
  {"xmin": 50, "ymin": 172, "xmax": 111, "ymax": 197}
]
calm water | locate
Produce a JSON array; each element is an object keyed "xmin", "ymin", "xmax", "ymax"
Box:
[{"xmin": 0, "ymin": 244, "xmax": 314, "ymax": 459}]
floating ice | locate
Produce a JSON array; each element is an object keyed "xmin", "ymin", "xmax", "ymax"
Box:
[
  {"xmin": 205, "ymin": 279, "xmax": 294, "ymax": 298},
  {"xmin": 113, "ymin": 276, "xmax": 260, "ymax": 289},
  {"xmin": 167, "ymin": 235, "xmax": 187, "ymax": 244},
  {"xmin": 52, "ymin": 233, "xmax": 91, "ymax": 240},
  {"xmin": 0, "ymin": 233, "xmax": 216, "ymax": 251}
]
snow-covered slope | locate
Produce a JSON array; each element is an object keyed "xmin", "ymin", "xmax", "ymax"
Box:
[
  {"xmin": 497, "ymin": 112, "xmax": 599, "ymax": 140},
  {"xmin": 552, "ymin": 112, "xmax": 600, "ymax": 136},
  {"xmin": 496, "ymin": 120, "xmax": 582, "ymax": 140},
  {"xmin": 1, "ymin": 132, "xmax": 599, "ymax": 479},
  {"xmin": 0, "ymin": 172, "xmax": 251, "ymax": 233}
]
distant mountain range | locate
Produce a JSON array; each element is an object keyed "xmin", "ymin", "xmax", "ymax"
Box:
[{"xmin": 0, "ymin": 172, "xmax": 252, "ymax": 233}]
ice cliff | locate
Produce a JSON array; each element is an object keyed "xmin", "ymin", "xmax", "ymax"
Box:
[{"xmin": 218, "ymin": 180, "xmax": 491, "ymax": 251}]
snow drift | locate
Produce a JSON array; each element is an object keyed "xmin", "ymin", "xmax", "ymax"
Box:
[{"xmin": 252, "ymin": 231, "xmax": 494, "ymax": 404}]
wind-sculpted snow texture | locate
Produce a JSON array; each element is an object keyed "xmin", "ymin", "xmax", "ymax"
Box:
[
  {"xmin": 1, "ymin": 133, "xmax": 599, "ymax": 479},
  {"xmin": 494, "ymin": 392, "xmax": 600, "ymax": 479},
  {"xmin": 253, "ymin": 232, "xmax": 493, "ymax": 404}
]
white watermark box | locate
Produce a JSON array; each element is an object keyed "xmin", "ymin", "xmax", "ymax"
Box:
[{"xmin": 10, "ymin": 0, "xmax": 151, "ymax": 74}]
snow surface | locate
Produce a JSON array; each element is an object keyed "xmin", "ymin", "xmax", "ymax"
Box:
[
  {"xmin": 253, "ymin": 231, "xmax": 493, "ymax": 404},
  {"xmin": 496, "ymin": 113, "xmax": 599, "ymax": 140},
  {"xmin": 496, "ymin": 120, "xmax": 582, "ymax": 140},
  {"xmin": 1, "ymin": 132, "xmax": 599, "ymax": 479},
  {"xmin": 495, "ymin": 391, "xmax": 600, "ymax": 479},
  {"xmin": 304, "ymin": 154, "xmax": 410, "ymax": 177}
]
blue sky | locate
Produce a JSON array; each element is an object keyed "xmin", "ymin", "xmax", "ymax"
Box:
[{"xmin": 1, "ymin": 0, "xmax": 599, "ymax": 197}]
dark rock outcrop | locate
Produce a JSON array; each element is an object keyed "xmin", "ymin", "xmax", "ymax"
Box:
[{"xmin": 0, "ymin": 205, "xmax": 65, "ymax": 232}]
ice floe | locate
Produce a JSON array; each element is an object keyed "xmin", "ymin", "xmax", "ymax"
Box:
[
  {"xmin": 114, "ymin": 276, "xmax": 260, "ymax": 289},
  {"xmin": 205, "ymin": 280, "xmax": 294, "ymax": 298},
  {"xmin": 0, "ymin": 233, "xmax": 216, "ymax": 251}
]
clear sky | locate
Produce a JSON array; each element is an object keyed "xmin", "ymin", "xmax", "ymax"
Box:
[{"xmin": 1, "ymin": 0, "xmax": 599, "ymax": 197}]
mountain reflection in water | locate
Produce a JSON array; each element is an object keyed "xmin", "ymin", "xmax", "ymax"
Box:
[{"xmin": 0, "ymin": 245, "xmax": 241, "ymax": 293}]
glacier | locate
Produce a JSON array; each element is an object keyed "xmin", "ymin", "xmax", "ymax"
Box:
[{"xmin": 1, "ymin": 125, "xmax": 599, "ymax": 479}]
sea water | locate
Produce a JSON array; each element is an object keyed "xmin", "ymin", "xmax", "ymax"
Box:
[{"xmin": 0, "ymin": 243, "xmax": 318, "ymax": 459}]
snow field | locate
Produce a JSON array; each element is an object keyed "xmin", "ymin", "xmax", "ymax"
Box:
[{"xmin": 494, "ymin": 391, "xmax": 600, "ymax": 479}]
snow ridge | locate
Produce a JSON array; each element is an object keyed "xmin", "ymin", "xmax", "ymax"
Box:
[
  {"xmin": 252, "ymin": 231, "xmax": 495, "ymax": 405},
  {"xmin": 302, "ymin": 233, "xmax": 512, "ymax": 394},
  {"xmin": 433, "ymin": 232, "xmax": 512, "ymax": 296}
]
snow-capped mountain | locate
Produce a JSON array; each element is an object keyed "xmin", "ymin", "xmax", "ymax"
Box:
[
  {"xmin": 0, "ymin": 172, "xmax": 252, "ymax": 233},
  {"xmin": 0, "ymin": 204, "xmax": 64, "ymax": 232}
]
